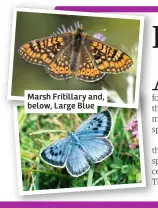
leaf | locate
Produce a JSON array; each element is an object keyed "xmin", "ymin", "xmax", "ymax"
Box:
[
  {"xmin": 110, "ymin": 164, "xmax": 121, "ymax": 169},
  {"xmin": 113, "ymin": 158, "xmax": 123, "ymax": 167},
  {"xmin": 121, "ymin": 165, "xmax": 129, "ymax": 174},
  {"xmin": 136, "ymin": 172, "xmax": 142, "ymax": 183}
]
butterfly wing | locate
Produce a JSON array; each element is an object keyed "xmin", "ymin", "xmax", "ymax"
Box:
[
  {"xmin": 79, "ymin": 137, "xmax": 113, "ymax": 163},
  {"xmin": 44, "ymin": 43, "xmax": 73, "ymax": 80},
  {"xmin": 75, "ymin": 46, "xmax": 106, "ymax": 82},
  {"xmin": 19, "ymin": 33, "xmax": 73, "ymax": 79},
  {"xmin": 40, "ymin": 137, "xmax": 72, "ymax": 168},
  {"xmin": 66, "ymin": 143, "xmax": 90, "ymax": 177},
  {"xmin": 76, "ymin": 110, "xmax": 112, "ymax": 137},
  {"xmin": 84, "ymin": 35, "xmax": 133, "ymax": 73}
]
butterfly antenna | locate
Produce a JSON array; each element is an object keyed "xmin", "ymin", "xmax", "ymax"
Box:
[
  {"xmin": 68, "ymin": 15, "xmax": 76, "ymax": 25},
  {"xmin": 101, "ymin": 28, "xmax": 107, "ymax": 32},
  {"xmin": 86, "ymin": 29, "xmax": 93, "ymax": 33}
]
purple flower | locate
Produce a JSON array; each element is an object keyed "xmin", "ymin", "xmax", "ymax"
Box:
[
  {"xmin": 125, "ymin": 118, "xmax": 138, "ymax": 138},
  {"xmin": 125, "ymin": 116, "xmax": 139, "ymax": 149},
  {"xmin": 93, "ymin": 33, "xmax": 106, "ymax": 42},
  {"xmin": 132, "ymin": 129, "xmax": 138, "ymax": 138},
  {"xmin": 53, "ymin": 22, "xmax": 106, "ymax": 42},
  {"xmin": 129, "ymin": 143, "xmax": 137, "ymax": 149},
  {"xmin": 53, "ymin": 22, "xmax": 82, "ymax": 35}
]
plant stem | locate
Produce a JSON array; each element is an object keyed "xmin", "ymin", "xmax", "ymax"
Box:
[
  {"xmin": 87, "ymin": 163, "xmax": 95, "ymax": 186},
  {"xmin": 22, "ymin": 168, "xmax": 70, "ymax": 180},
  {"xmin": 29, "ymin": 129, "xmax": 67, "ymax": 136},
  {"xmin": 120, "ymin": 110, "xmax": 131, "ymax": 145},
  {"xmin": 93, "ymin": 169, "xmax": 118, "ymax": 186}
]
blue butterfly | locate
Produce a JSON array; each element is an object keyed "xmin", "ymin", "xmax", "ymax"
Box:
[{"xmin": 40, "ymin": 110, "xmax": 114, "ymax": 177}]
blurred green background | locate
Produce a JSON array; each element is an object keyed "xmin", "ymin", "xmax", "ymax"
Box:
[
  {"xmin": 18, "ymin": 106, "xmax": 141, "ymax": 191},
  {"xmin": 12, "ymin": 12, "xmax": 140, "ymax": 103}
]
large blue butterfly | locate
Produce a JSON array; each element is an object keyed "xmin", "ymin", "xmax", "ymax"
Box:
[{"xmin": 40, "ymin": 110, "xmax": 114, "ymax": 177}]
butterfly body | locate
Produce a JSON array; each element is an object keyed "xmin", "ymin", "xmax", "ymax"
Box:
[
  {"xmin": 67, "ymin": 28, "xmax": 84, "ymax": 71},
  {"xmin": 68, "ymin": 132, "xmax": 80, "ymax": 142},
  {"xmin": 72, "ymin": 28, "xmax": 84, "ymax": 51},
  {"xmin": 40, "ymin": 110, "xmax": 114, "ymax": 177},
  {"xmin": 19, "ymin": 25, "xmax": 133, "ymax": 82}
]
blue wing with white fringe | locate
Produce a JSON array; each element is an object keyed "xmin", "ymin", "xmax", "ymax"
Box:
[
  {"xmin": 40, "ymin": 110, "xmax": 113, "ymax": 177},
  {"xmin": 76, "ymin": 110, "xmax": 112, "ymax": 137}
]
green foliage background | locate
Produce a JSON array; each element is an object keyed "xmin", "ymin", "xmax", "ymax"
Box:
[
  {"xmin": 18, "ymin": 106, "xmax": 141, "ymax": 191},
  {"xmin": 12, "ymin": 12, "xmax": 140, "ymax": 103}
]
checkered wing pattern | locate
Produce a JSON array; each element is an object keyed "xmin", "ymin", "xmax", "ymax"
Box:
[
  {"xmin": 19, "ymin": 28, "xmax": 133, "ymax": 82},
  {"xmin": 19, "ymin": 33, "xmax": 73, "ymax": 79},
  {"xmin": 75, "ymin": 46, "xmax": 106, "ymax": 82},
  {"xmin": 84, "ymin": 35, "xmax": 133, "ymax": 73}
]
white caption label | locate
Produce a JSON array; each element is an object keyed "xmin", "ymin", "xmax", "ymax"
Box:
[{"xmin": 24, "ymin": 90, "xmax": 107, "ymax": 113}]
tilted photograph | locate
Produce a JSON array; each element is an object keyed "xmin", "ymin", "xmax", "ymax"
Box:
[
  {"xmin": 14, "ymin": 106, "xmax": 145, "ymax": 195},
  {"xmin": 8, "ymin": 9, "xmax": 144, "ymax": 107}
]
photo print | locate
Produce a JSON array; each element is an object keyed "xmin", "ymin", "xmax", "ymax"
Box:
[{"xmin": 8, "ymin": 9, "xmax": 144, "ymax": 107}]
